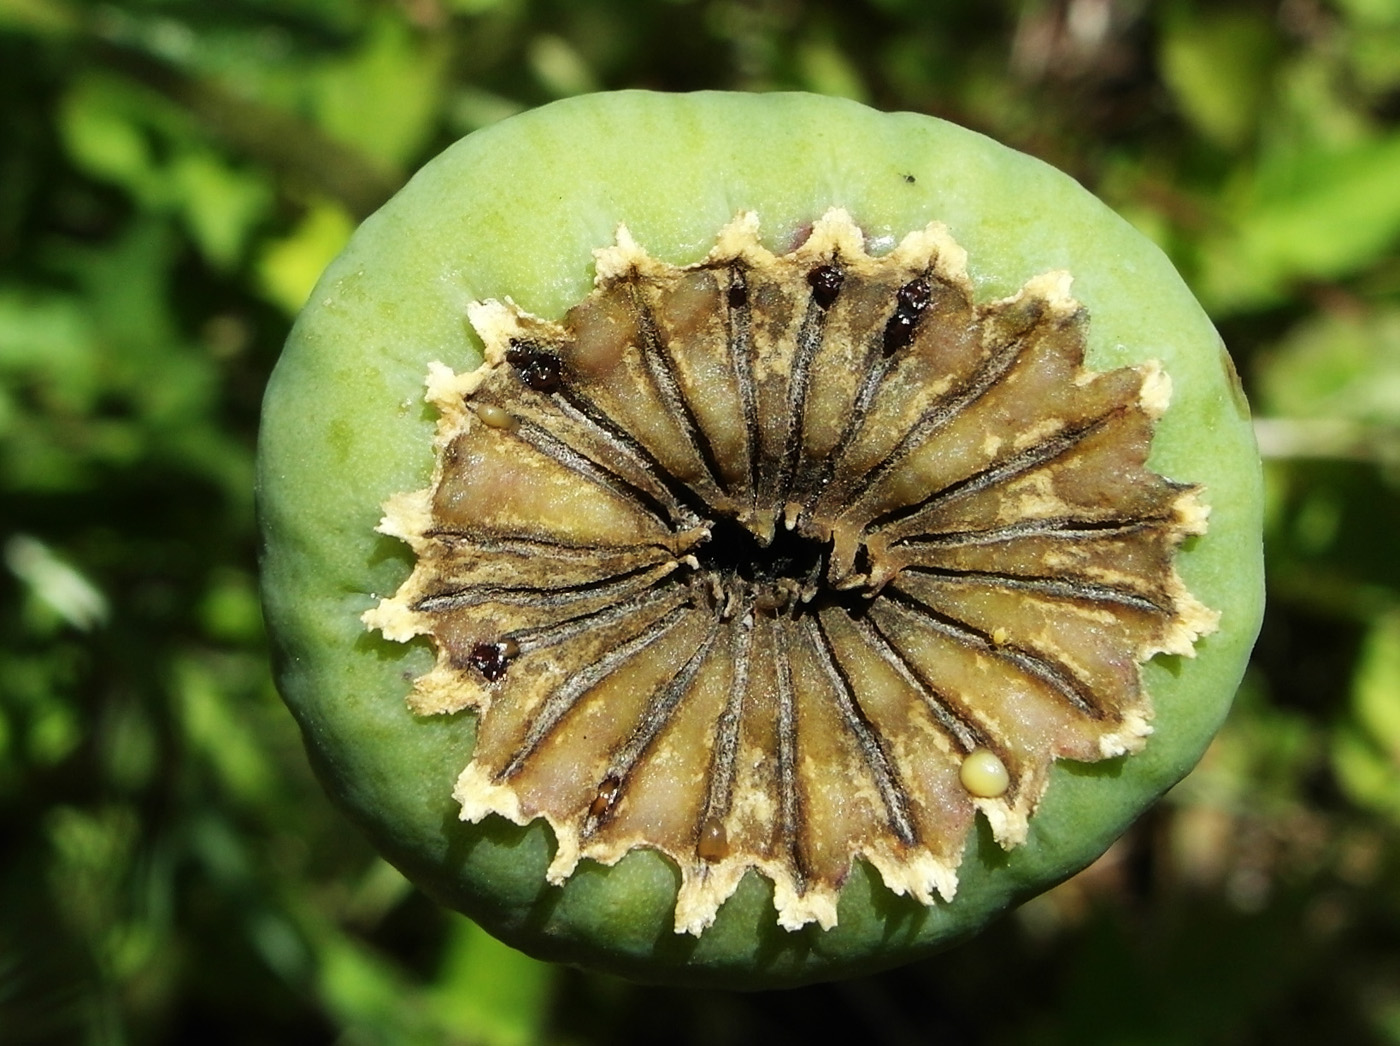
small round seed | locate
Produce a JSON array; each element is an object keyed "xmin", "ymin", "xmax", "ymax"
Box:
[
  {"xmin": 896, "ymin": 277, "xmax": 931, "ymax": 314},
  {"xmin": 883, "ymin": 311, "xmax": 918, "ymax": 354},
  {"xmin": 473, "ymin": 403, "xmax": 516, "ymax": 429},
  {"xmin": 960, "ymin": 749, "xmax": 1010, "ymax": 798},
  {"xmin": 589, "ymin": 776, "xmax": 621, "ymax": 819},
  {"xmin": 466, "ymin": 641, "xmax": 514, "ymax": 682},
  {"xmin": 505, "ymin": 340, "xmax": 563, "ymax": 392},
  {"xmin": 807, "ymin": 264, "xmax": 843, "ymax": 308},
  {"xmin": 696, "ymin": 816, "xmax": 729, "ymax": 862}
]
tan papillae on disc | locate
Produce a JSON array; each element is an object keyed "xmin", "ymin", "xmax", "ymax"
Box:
[{"xmin": 364, "ymin": 208, "xmax": 1219, "ymax": 936}]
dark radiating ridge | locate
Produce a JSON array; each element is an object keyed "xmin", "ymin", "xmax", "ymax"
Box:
[
  {"xmin": 881, "ymin": 585, "xmax": 1103, "ymax": 717},
  {"xmin": 723, "ymin": 265, "xmax": 762, "ymax": 509},
  {"xmin": 775, "ymin": 282, "xmax": 837, "ymax": 507},
  {"xmin": 547, "ymin": 377, "xmax": 712, "ymax": 526},
  {"xmin": 422, "ymin": 529, "xmax": 679, "ymax": 559},
  {"xmin": 624, "ymin": 281, "xmax": 733, "ymax": 502},
  {"xmin": 848, "ymin": 610, "xmax": 984, "ymax": 753},
  {"xmin": 788, "ymin": 268, "xmax": 941, "ymax": 509},
  {"xmin": 499, "ymin": 602, "xmax": 694, "ymax": 780},
  {"xmin": 806, "ymin": 615, "xmax": 917, "ymax": 846},
  {"xmin": 583, "ymin": 616, "xmax": 725, "ymax": 836},
  {"xmin": 888, "ymin": 516, "xmax": 1162, "ymax": 551},
  {"xmin": 699, "ymin": 612, "xmax": 753, "ymax": 833},
  {"xmin": 900, "ymin": 563, "xmax": 1171, "ymax": 614},
  {"xmin": 866, "ymin": 408, "xmax": 1127, "ymax": 535},
  {"xmin": 506, "ymin": 582, "xmax": 688, "ymax": 655},
  {"xmin": 773, "ymin": 618, "xmax": 808, "ymax": 892},
  {"xmin": 412, "ymin": 560, "xmax": 668, "ymax": 613},
  {"xmin": 836, "ymin": 313, "xmax": 1043, "ymax": 514},
  {"xmin": 512, "ymin": 418, "xmax": 679, "ymax": 530}
]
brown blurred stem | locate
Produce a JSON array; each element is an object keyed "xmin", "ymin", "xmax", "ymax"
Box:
[
  {"xmin": 1254, "ymin": 418, "xmax": 1400, "ymax": 465},
  {"xmin": 93, "ymin": 43, "xmax": 403, "ymax": 219}
]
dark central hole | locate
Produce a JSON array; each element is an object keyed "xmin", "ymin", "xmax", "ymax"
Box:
[{"xmin": 697, "ymin": 516, "xmax": 829, "ymax": 587}]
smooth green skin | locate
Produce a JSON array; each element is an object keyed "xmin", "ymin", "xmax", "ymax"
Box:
[{"xmin": 257, "ymin": 91, "xmax": 1264, "ymax": 988}]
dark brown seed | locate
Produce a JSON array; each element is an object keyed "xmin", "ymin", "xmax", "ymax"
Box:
[
  {"xmin": 466, "ymin": 641, "xmax": 513, "ymax": 681},
  {"xmin": 883, "ymin": 311, "xmax": 918, "ymax": 354},
  {"xmin": 896, "ymin": 277, "xmax": 932, "ymax": 314},
  {"xmin": 505, "ymin": 340, "xmax": 563, "ymax": 392},
  {"xmin": 806, "ymin": 264, "xmax": 843, "ymax": 308},
  {"xmin": 589, "ymin": 777, "xmax": 621, "ymax": 819}
]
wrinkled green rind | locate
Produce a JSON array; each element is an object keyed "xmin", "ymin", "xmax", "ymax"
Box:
[{"xmin": 257, "ymin": 91, "xmax": 1264, "ymax": 988}]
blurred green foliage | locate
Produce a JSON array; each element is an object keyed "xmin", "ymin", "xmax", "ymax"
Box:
[{"xmin": 2, "ymin": 0, "xmax": 1399, "ymax": 1043}]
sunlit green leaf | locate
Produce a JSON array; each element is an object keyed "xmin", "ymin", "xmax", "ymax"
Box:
[
  {"xmin": 795, "ymin": 38, "xmax": 868, "ymax": 102},
  {"xmin": 59, "ymin": 73, "xmax": 274, "ymax": 269},
  {"xmin": 527, "ymin": 33, "xmax": 598, "ymax": 97},
  {"xmin": 445, "ymin": 0, "xmax": 510, "ymax": 13},
  {"xmin": 174, "ymin": 654, "xmax": 278, "ymax": 807},
  {"xmin": 1197, "ymin": 133, "xmax": 1400, "ymax": 311},
  {"xmin": 447, "ymin": 86, "xmax": 526, "ymax": 133},
  {"xmin": 200, "ymin": 568, "xmax": 264, "ymax": 644},
  {"xmin": 1160, "ymin": 10, "xmax": 1277, "ymax": 148},
  {"xmin": 312, "ymin": 12, "xmax": 449, "ymax": 170},
  {"xmin": 257, "ymin": 199, "xmax": 355, "ymax": 314},
  {"xmin": 57, "ymin": 75, "xmax": 164, "ymax": 203},
  {"xmin": 0, "ymin": 0, "xmax": 80, "ymax": 34},
  {"xmin": 1334, "ymin": 0, "xmax": 1400, "ymax": 28},
  {"xmin": 1333, "ymin": 612, "xmax": 1400, "ymax": 821},
  {"xmin": 430, "ymin": 919, "xmax": 554, "ymax": 1046},
  {"xmin": 1350, "ymin": 27, "xmax": 1400, "ymax": 93},
  {"xmin": 44, "ymin": 804, "xmax": 139, "ymax": 936},
  {"xmin": 0, "ymin": 290, "xmax": 100, "ymax": 406},
  {"xmin": 314, "ymin": 933, "xmax": 420, "ymax": 1038},
  {"xmin": 170, "ymin": 151, "xmax": 273, "ymax": 269}
]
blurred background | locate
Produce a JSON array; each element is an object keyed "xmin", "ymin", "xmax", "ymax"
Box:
[{"xmin": 2, "ymin": 0, "xmax": 1399, "ymax": 1042}]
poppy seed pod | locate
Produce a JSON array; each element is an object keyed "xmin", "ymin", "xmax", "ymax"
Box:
[{"xmin": 257, "ymin": 91, "xmax": 1264, "ymax": 988}]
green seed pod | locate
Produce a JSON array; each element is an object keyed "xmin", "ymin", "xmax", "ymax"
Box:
[{"xmin": 257, "ymin": 90, "xmax": 1264, "ymax": 988}]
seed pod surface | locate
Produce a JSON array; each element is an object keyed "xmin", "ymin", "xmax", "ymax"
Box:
[{"xmin": 259, "ymin": 91, "xmax": 1264, "ymax": 987}]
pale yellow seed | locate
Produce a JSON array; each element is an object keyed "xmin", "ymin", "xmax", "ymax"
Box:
[
  {"xmin": 473, "ymin": 403, "xmax": 516, "ymax": 429},
  {"xmin": 960, "ymin": 748, "xmax": 1010, "ymax": 798}
]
